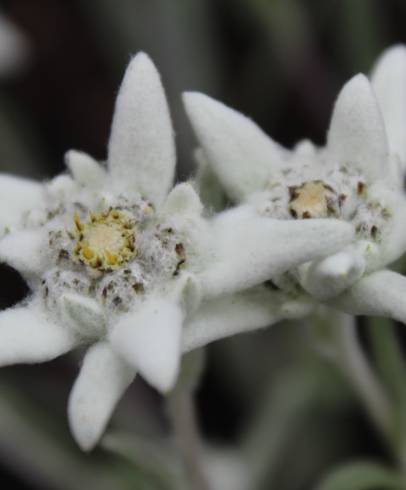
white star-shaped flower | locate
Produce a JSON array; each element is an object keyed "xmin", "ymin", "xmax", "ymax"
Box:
[
  {"xmin": 0, "ymin": 53, "xmax": 351, "ymax": 450},
  {"xmin": 183, "ymin": 45, "xmax": 406, "ymax": 331}
]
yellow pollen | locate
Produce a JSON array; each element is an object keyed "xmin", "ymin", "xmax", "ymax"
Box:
[
  {"xmin": 82, "ymin": 246, "xmax": 94, "ymax": 260},
  {"xmin": 289, "ymin": 181, "xmax": 336, "ymax": 219},
  {"xmin": 73, "ymin": 208, "xmax": 137, "ymax": 271},
  {"xmin": 105, "ymin": 250, "xmax": 118, "ymax": 266}
]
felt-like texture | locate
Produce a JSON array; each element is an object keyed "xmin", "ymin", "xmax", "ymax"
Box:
[
  {"xmin": 298, "ymin": 245, "xmax": 366, "ymax": 300},
  {"xmin": 333, "ymin": 269, "xmax": 406, "ymax": 323},
  {"xmin": 0, "ymin": 300, "xmax": 76, "ymax": 366},
  {"xmin": 183, "ymin": 287, "xmax": 313, "ymax": 352},
  {"xmin": 184, "ymin": 92, "xmax": 284, "ymax": 202},
  {"xmin": 327, "ymin": 74, "xmax": 388, "ymax": 183},
  {"xmin": 65, "ymin": 150, "xmax": 106, "ymax": 187},
  {"xmin": 0, "ymin": 228, "xmax": 48, "ymax": 276},
  {"xmin": 200, "ymin": 206, "xmax": 355, "ymax": 298},
  {"xmin": 371, "ymin": 45, "xmax": 406, "ymax": 168},
  {"xmin": 110, "ymin": 295, "xmax": 183, "ymax": 393},
  {"xmin": 108, "ymin": 53, "xmax": 175, "ymax": 207},
  {"xmin": 0, "ymin": 174, "xmax": 44, "ymax": 235},
  {"xmin": 61, "ymin": 293, "xmax": 106, "ymax": 339},
  {"xmin": 68, "ymin": 341, "xmax": 135, "ymax": 451}
]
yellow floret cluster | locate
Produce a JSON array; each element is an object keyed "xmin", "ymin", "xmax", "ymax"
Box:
[{"xmin": 73, "ymin": 208, "xmax": 137, "ymax": 272}]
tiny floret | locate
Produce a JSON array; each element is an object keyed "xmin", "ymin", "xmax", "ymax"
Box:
[
  {"xmin": 73, "ymin": 208, "xmax": 137, "ymax": 271},
  {"xmin": 289, "ymin": 180, "xmax": 340, "ymax": 219}
]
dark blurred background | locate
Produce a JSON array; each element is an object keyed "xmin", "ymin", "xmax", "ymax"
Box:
[{"xmin": 0, "ymin": 1, "xmax": 405, "ymax": 489}]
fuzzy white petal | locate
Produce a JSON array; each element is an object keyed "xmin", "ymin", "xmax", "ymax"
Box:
[
  {"xmin": 46, "ymin": 174, "xmax": 77, "ymax": 204},
  {"xmin": 110, "ymin": 297, "xmax": 183, "ymax": 393},
  {"xmin": 108, "ymin": 53, "xmax": 175, "ymax": 207},
  {"xmin": 0, "ymin": 228, "xmax": 48, "ymax": 276},
  {"xmin": 200, "ymin": 206, "xmax": 355, "ymax": 298},
  {"xmin": 183, "ymin": 287, "xmax": 313, "ymax": 352},
  {"xmin": 333, "ymin": 270, "xmax": 406, "ymax": 323},
  {"xmin": 184, "ymin": 92, "xmax": 284, "ymax": 202},
  {"xmin": 159, "ymin": 182, "xmax": 203, "ymax": 220},
  {"xmin": 61, "ymin": 293, "xmax": 106, "ymax": 340},
  {"xmin": 371, "ymin": 45, "xmax": 406, "ymax": 167},
  {"xmin": 0, "ymin": 174, "xmax": 43, "ymax": 235},
  {"xmin": 0, "ymin": 301, "xmax": 76, "ymax": 366},
  {"xmin": 160, "ymin": 273, "xmax": 202, "ymax": 317},
  {"xmin": 65, "ymin": 150, "xmax": 106, "ymax": 187},
  {"xmin": 68, "ymin": 341, "xmax": 135, "ymax": 451},
  {"xmin": 298, "ymin": 246, "xmax": 365, "ymax": 300},
  {"xmin": 327, "ymin": 74, "xmax": 388, "ymax": 182}
]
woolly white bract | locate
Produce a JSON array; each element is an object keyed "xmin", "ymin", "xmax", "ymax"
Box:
[
  {"xmin": 184, "ymin": 45, "xmax": 406, "ymax": 326},
  {"xmin": 0, "ymin": 53, "xmax": 198, "ymax": 451},
  {"xmin": 0, "ymin": 53, "xmax": 352, "ymax": 451}
]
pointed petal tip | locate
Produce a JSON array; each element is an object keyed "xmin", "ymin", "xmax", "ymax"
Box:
[
  {"xmin": 108, "ymin": 49, "xmax": 175, "ymax": 207},
  {"xmin": 161, "ymin": 181, "xmax": 203, "ymax": 218},
  {"xmin": 65, "ymin": 150, "xmax": 105, "ymax": 187},
  {"xmin": 184, "ymin": 92, "xmax": 281, "ymax": 201},
  {"xmin": 183, "ymin": 91, "xmax": 212, "ymax": 108},
  {"xmin": 373, "ymin": 44, "xmax": 406, "ymax": 68},
  {"xmin": 183, "ymin": 91, "xmax": 238, "ymax": 123},
  {"xmin": 328, "ymin": 72, "xmax": 387, "ymax": 181},
  {"xmin": 126, "ymin": 51, "xmax": 157, "ymax": 75},
  {"xmin": 183, "ymin": 92, "xmax": 225, "ymax": 126},
  {"xmin": 371, "ymin": 45, "xmax": 406, "ymax": 169},
  {"xmin": 149, "ymin": 365, "xmax": 179, "ymax": 393},
  {"xmin": 69, "ymin": 416, "xmax": 95, "ymax": 452},
  {"xmin": 339, "ymin": 73, "xmax": 373, "ymax": 101}
]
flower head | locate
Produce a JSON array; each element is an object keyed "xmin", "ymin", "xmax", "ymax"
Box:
[
  {"xmin": 0, "ymin": 53, "xmax": 209, "ymax": 451},
  {"xmin": 184, "ymin": 45, "xmax": 406, "ymax": 325}
]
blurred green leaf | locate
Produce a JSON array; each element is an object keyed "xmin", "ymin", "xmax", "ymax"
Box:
[
  {"xmin": 102, "ymin": 432, "xmax": 187, "ymax": 490},
  {"xmin": 316, "ymin": 461, "xmax": 403, "ymax": 490},
  {"xmin": 367, "ymin": 317, "xmax": 406, "ymax": 402}
]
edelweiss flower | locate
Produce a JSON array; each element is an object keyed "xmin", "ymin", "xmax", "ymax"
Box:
[
  {"xmin": 0, "ymin": 53, "xmax": 351, "ymax": 450},
  {"xmin": 0, "ymin": 53, "xmax": 201, "ymax": 450},
  {"xmin": 184, "ymin": 45, "xmax": 406, "ymax": 330}
]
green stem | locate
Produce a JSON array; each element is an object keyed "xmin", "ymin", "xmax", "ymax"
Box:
[
  {"xmin": 332, "ymin": 314, "xmax": 394, "ymax": 448},
  {"xmin": 167, "ymin": 351, "xmax": 210, "ymax": 490},
  {"xmin": 367, "ymin": 318, "xmax": 406, "ymax": 402},
  {"xmin": 367, "ymin": 317, "xmax": 406, "ymax": 474},
  {"xmin": 167, "ymin": 388, "xmax": 211, "ymax": 490}
]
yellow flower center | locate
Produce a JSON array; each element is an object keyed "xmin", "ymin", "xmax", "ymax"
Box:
[
  {"xmin": 73, "ymin": 208, "xmax": 136, "ymax": 271},
  {"xmin": 289, "ymin": 180, "xmax": 337, "ymax": 219}
]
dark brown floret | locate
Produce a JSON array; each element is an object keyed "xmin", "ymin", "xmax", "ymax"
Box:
[
  {"xmin": 357, "ymin": 182, "xmax": 366, "ymax": 195},
  {"xmin": 175, "ymin": 243, "xmax": 185, "ymax": 256},
  {"xmin": 132, "ymin": 282, "xmax": 145, "ymax": 293}
]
